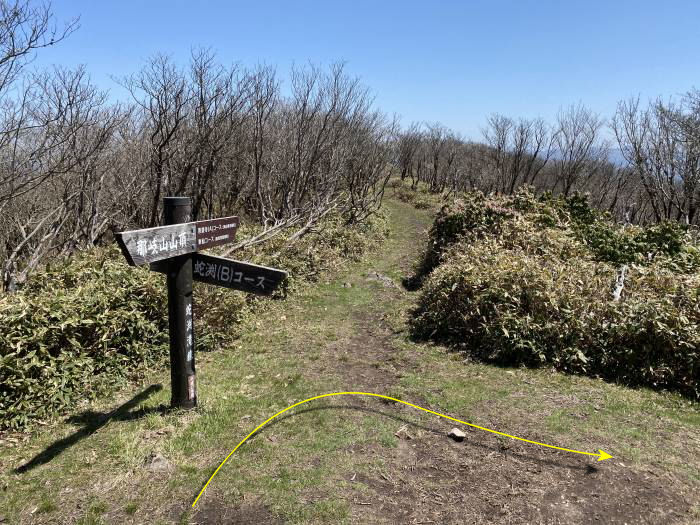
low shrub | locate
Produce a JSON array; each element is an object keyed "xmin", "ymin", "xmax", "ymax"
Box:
[
  {"xmin": 419, "ymin": 187, "xmax": 700, "ymax": 275},
  {"xmin": 413, "ymin": 198, "xmax": 433, "ymax": 210},
  {"xmin": 394, "ymin": 185, "xmax": 417, "ymax": 204},
  {"xmin": 411, "ymin": 188, "xmax": 700, "ymax": 398},
  {"xmin": 390, "ymin": 178, "xmax": 445, "ymax": 212},
  {"xmin": 0, "ymin": 247, "xmax": 172, "ymax": 430},
  {"xmin": 419, "ymin": 192, "xmax": 512, "ymax": 275}
]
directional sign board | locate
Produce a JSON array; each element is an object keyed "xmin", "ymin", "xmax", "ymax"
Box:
[
  {"xmin": 151, "ymin": 253, "xmax": 287, "ymax": 296},
  {"xmin": 195, "ymin": 216, "xmax": 239, "ymax": 250},
  {"xmin": 116, "ymin": 223, "xmax": 197, "ymax": 266},
  {"xmin": 117, "ymin": 216, "xmax": 239, "ymax": 266},
  {"xmin": 192, "ymin": 254, "xmax": 287, "ymax": 295}
]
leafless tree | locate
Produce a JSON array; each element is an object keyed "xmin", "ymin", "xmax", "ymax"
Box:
[
  {"xmin": 424, "ymin": 122, "xmax": 449, "ymax": 192},
  {"xmin": 482, "ymin": 113, "xmax": 511, "ymax": 192},
  {"xmin": 0, "ymin": 28, "xmax": 396, "ymax": 290},
  {"xmin": 660, "ymin": 91, "xmax": 700, "ymax": 223},
  {"xmin": 614, "ymin": 96, "xmax": 700, "ymax": 224},
  {"xmin": 553, "ymin": 103, "xmax": 608, "ymax": 197},
  {"xmin": 0, "ymin": 1, "xmax": 78, "ymax": 96},
  {"xmin": 183, "ymin": 49, "xmax": 250, "ymax": 219},
  {"xmin": 121, "ymin": 55, "xmax": 190, "ymax": 226},
  {"xmin": 1, "ymin": 67, "xmax": 117, "ymax": 290},
  {"xmin": 244, "ymin": 64, "xmax": 277, "ymax": 222},
  {"xmin": 483, "ymin": 114, "xmax": 554, "ymax": 193},
  {"xmin": 396, "ymin": 122, "xmax": 422, "ymax": 182}
]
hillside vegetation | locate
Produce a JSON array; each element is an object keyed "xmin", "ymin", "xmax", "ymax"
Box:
[
  {"xmin": 0, "ymin": 211, "xmax": 387, "ymax": 431},
  {"xmin": 2, "ymin": 192, "xmax": 698, "ymax": 524},
  {"xmin": 411, "ymin": 187, "xmax": 700, "ymax": 398}
]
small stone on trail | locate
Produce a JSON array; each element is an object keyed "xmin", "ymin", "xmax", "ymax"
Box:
[
  {"xmin": 145, "ymin": 452, "xmax": 172, "ymax": 472},
  {"xmin": 394, "ymin": 425, "xmax": 414, "ymax": 440},
  {"xmin": 448, "ymin": 428, "xmax": 466, "ymax": 442},
  {"xmin": 342, "ymin": 282, "xmax": 352, "ymax": 288}
]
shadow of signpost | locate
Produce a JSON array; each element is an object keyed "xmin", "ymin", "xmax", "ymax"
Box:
[
  {"xmin": 237, "ymin": 403, "xmax": 596, "ymax": 472},
  {"xmin": 14, "ymin": 384, "xmax": 164, "ymax": 474}
]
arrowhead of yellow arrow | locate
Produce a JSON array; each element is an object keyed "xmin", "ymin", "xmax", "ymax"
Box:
[{"xmin": 597, "ymin": 449, "xmax": 613, "ymax": 461}]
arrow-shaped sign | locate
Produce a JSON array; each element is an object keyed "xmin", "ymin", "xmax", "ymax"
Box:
[
  {"xmin": 116, "ymin": 223, "xmax": 197, "ymax": 266},
  {"xmin": 150, "ymin": 253, "xmax": 287, "ymax": 296},
  {"xmin": 116, "ymin": 216, "xmax": 239, "ymax": 266}
]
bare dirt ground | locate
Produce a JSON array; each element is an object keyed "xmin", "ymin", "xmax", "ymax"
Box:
[{"xmin": 292, "ymin": 289, "xmax": 691, "ymax": 523}]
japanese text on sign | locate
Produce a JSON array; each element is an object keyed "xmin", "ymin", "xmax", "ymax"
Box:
[
  {"xmin": 194, "ymin": 216, "xmax": 239, "ymax": 250},
  {"xmin": 194, "ymin": 260, "xmax": 270, "ymax": 290},
  {"xmin": 137, "ymin": 232, "xmax": 190, "ymax": 258},
  {"xmin": 116, "ymin": 223, "xmax": 197, "ymax": 266},
  {"xmin": 185, "ymin": 301, "xmax": 194, "ymax": 364}
]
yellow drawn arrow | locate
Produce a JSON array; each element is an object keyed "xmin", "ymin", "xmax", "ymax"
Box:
[{"xmin": 192, "ymin": 391, "xmax": 613, "ymax": 507}]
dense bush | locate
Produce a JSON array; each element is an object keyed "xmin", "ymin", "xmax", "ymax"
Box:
[
  {"xmin": 0, "ymin": 210, "xmax": 388, "ymax": 430},
  {"xmin": 411, "ymin": 188, "xmax": 700, "ymax": 398},
  {"xmin": 564, "ymin": 194, "xmax": 699, "ymax": 268},
  {"xmin": 0, "ymin": 247, "xmax": 171, "ymax": 430},
  {"xmin": 419, "ymin": 193, "xmax": 512, "ymax": 275}
]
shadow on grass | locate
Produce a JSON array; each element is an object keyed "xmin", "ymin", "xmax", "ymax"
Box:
[
  {"xmin": 14, "ymin": 384, "xmax": 165, "ymax": 474},
  {"xmin": 401, "ymin": 274, "xmax": 424, "ymax": 291},
  {"xmin": 257, "ymin": 403, "xmax": 596, "ymax": 472},
  {"xmin": 194, "ymin": 401, "xmax": 596, "ymax": 497},
  {"xmin": 192, "ymin": 402, "xmax": 598, "ymax": 509}
]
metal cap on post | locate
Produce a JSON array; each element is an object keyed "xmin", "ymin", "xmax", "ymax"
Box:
[{"xmin": 164, "ymin": 196, "xmax": 197, "ymax": 409}]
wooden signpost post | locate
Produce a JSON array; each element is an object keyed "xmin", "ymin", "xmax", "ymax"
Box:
[{"xmin": 116, "ymin": 197, "xmax": 287, "ymax": 409}]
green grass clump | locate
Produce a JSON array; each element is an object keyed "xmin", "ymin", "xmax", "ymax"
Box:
[
  {"xmin": 410, "ymin": 187, "xmax": 700, "ymax": 398},
  {"xmin": 390, "ymin": 178, "xmax": 445, "ymax": 213}
]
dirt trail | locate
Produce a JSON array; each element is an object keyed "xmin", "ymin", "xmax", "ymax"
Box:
[
  {"xmin": 6, "ymin": 192, "xmax": 694, "ymax": 524},
  {"xmin": 246, "ymin": 195, "xmax": 694, "ymax": 524}
]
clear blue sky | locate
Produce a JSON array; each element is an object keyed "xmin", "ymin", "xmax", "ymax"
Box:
[{"xmin": 32, "ymin": 0, "xmax": 700, "ymax": 140}]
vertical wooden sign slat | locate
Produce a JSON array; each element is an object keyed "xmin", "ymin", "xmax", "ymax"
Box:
[{"xmin": 164, "ymin": 197, "xmax": 197, "ymax": 409}]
